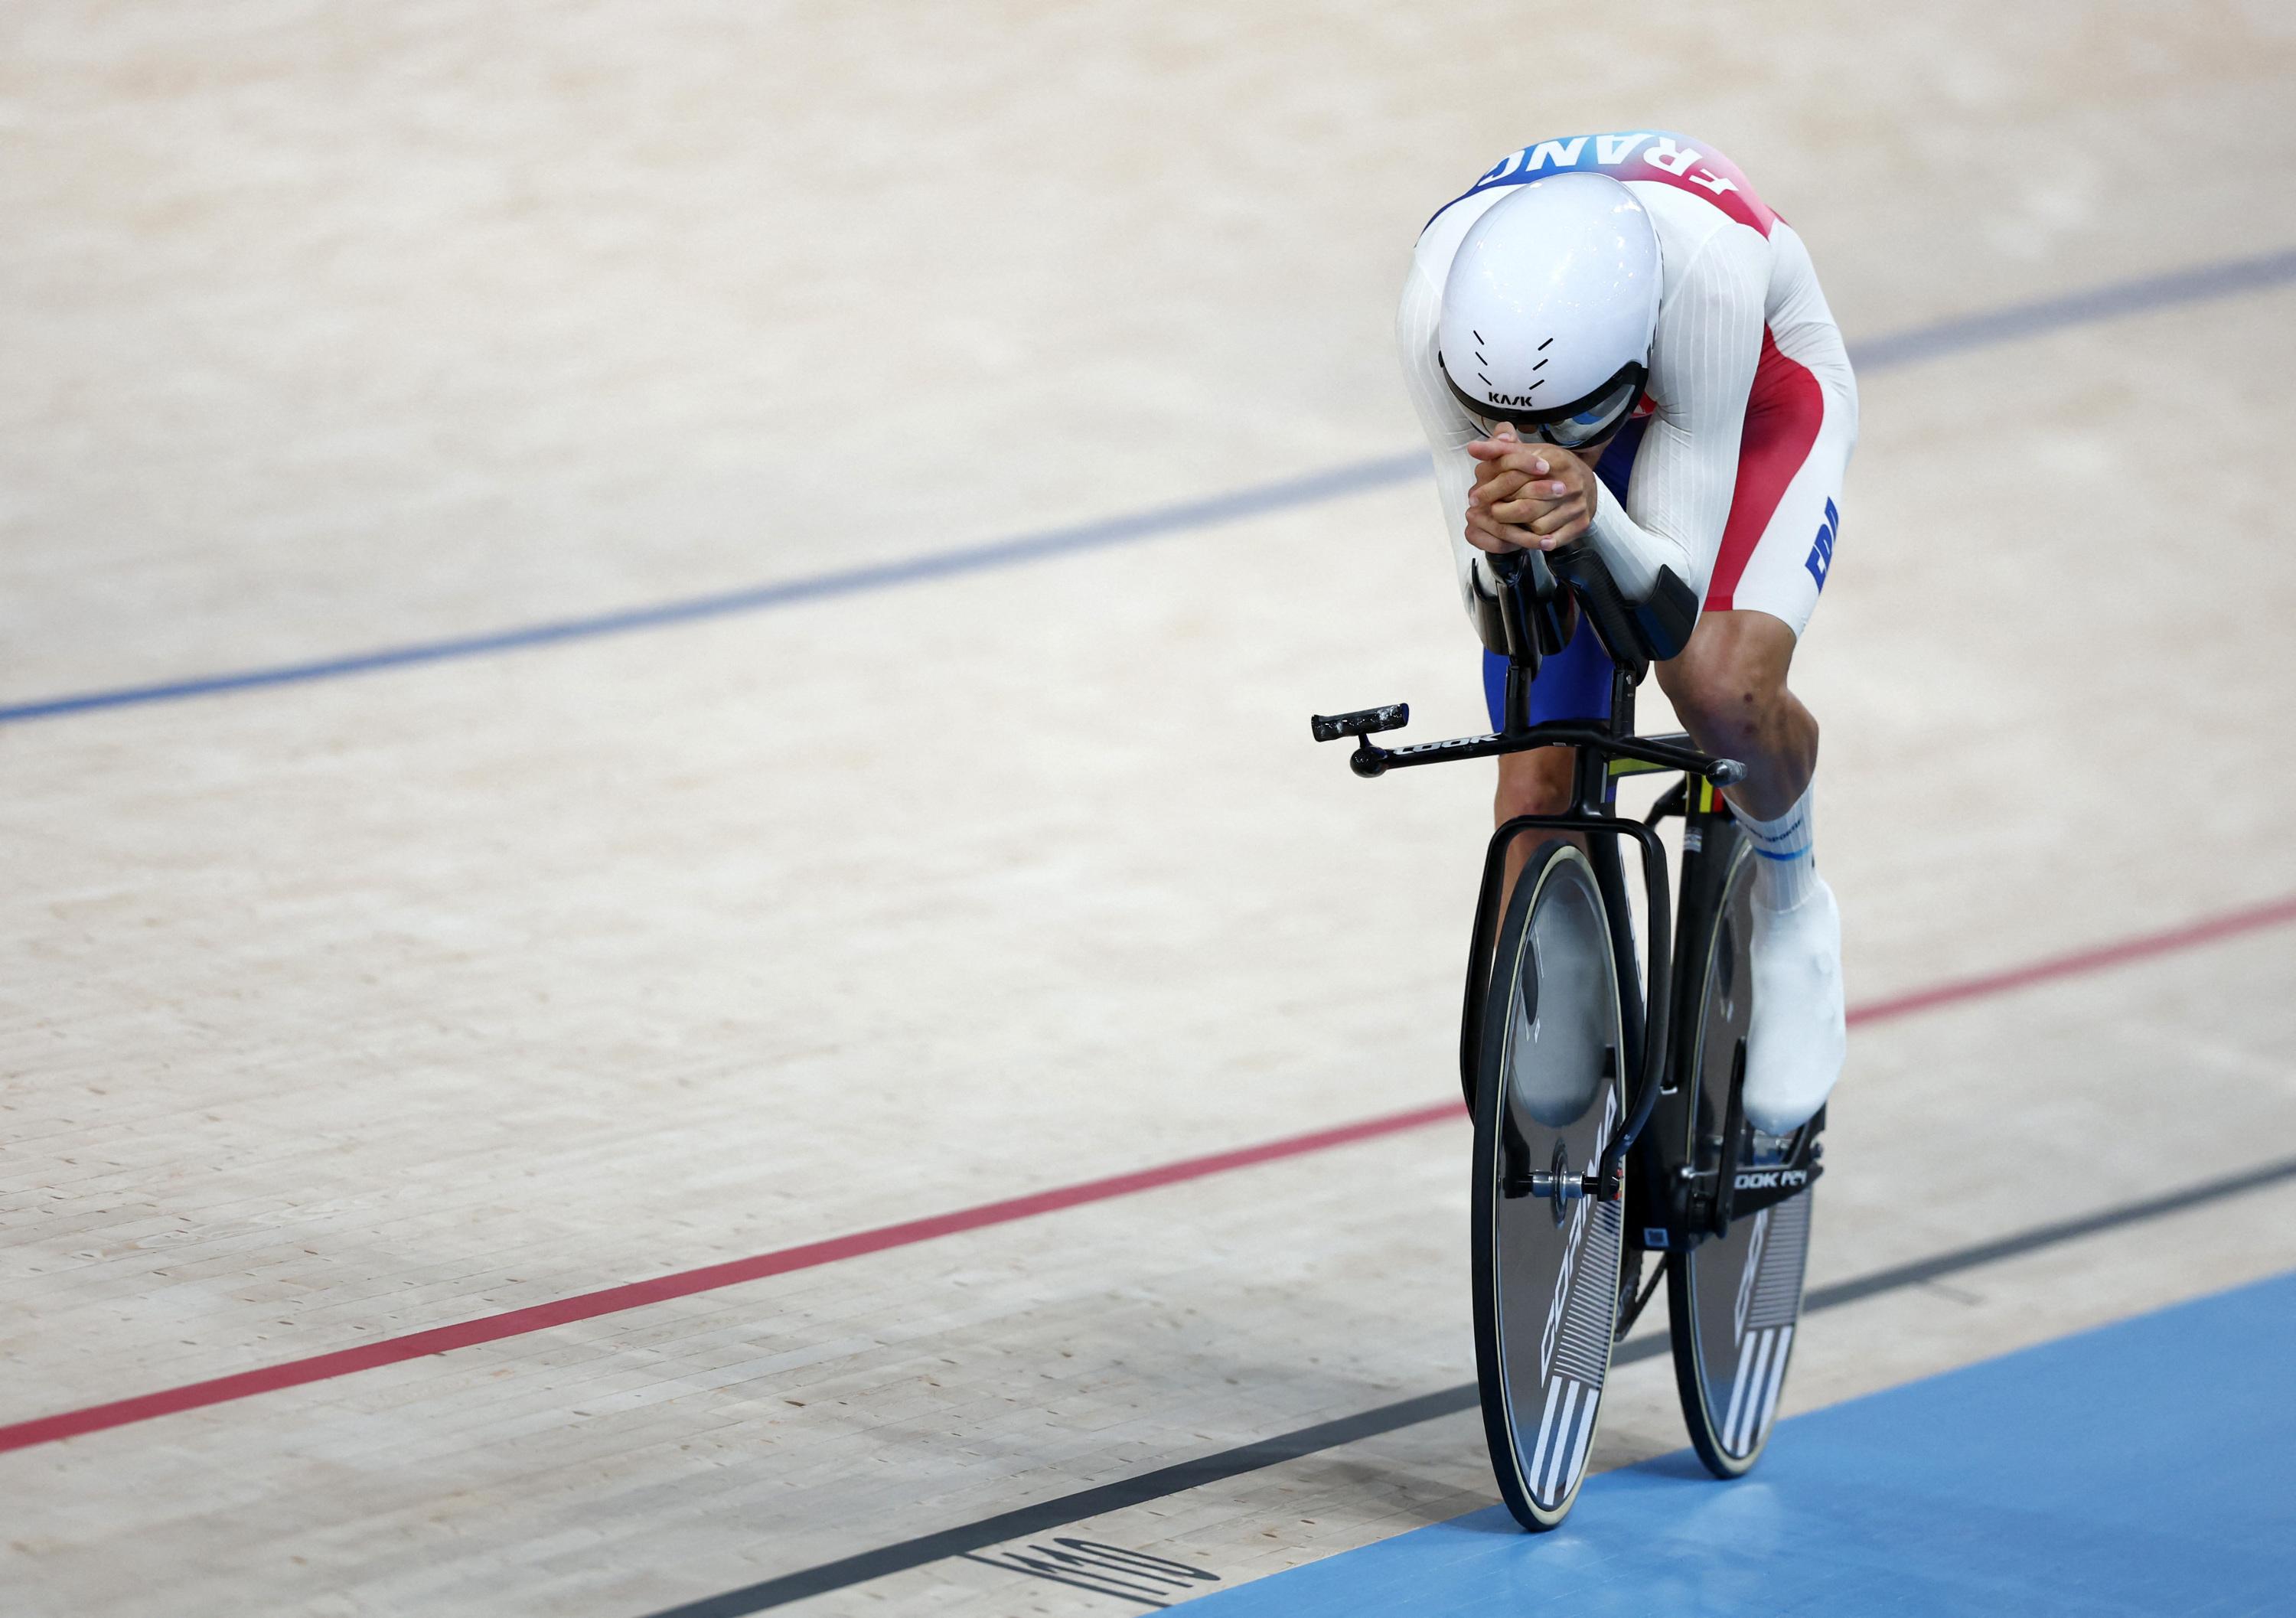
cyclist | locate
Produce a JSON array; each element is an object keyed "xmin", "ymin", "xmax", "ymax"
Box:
[{"xmin": 1396, "ymin": 132, "xmax": 1856, "ymax": 1137}]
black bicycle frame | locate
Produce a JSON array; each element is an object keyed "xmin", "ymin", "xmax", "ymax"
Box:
[{"xmin": 1309, "ymin": 552, "xmax": 1746, "ymax": 1207}]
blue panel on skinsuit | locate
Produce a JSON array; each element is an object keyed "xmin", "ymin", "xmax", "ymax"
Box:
[{"xmin": 1186, "ymin": 1271, "xmax": 2296, "ymax": 1616}]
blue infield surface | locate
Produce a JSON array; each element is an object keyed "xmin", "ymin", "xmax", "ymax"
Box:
[{"xmin": 1188, "ymin": 1269, "xmax": 2296, "ymax": 1616}]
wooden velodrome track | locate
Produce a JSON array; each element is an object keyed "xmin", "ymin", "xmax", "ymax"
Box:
[{"xmin": 5, "ymin": 5, "xmax": 2295, "ymax": 1613}]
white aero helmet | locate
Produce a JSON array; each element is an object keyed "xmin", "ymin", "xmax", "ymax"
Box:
[{"xmin": 1438, "ymin": 171, "xmax": 1661, "ymax": 449}]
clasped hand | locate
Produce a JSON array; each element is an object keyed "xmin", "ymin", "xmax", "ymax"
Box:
[{"xmin": 1463, "ymin": 426, "xmax": 1600, "ymax": 554}]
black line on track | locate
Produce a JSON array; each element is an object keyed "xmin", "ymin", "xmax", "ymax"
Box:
[
  {"xmin": 637, "ymin": 1152, "xmax": 2296, "ymax": 1618},
  {"xmin": 638, "ymin": 1386, "xmax": 1480, "ymax": 1617},
  {"xmin": 1797, "ymin": 1153, "xmax": 2296, "ymax": 1312}
]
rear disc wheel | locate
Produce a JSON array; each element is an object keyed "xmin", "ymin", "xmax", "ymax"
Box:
[{"xmin": 1667, "ymin": 840, "xmax": 1815, "ymax": 1478}]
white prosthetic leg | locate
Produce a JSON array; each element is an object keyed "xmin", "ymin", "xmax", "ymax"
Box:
[{"xmin": 1732, "ymin": 785, "xmax": 1846, "ymax": 1136}]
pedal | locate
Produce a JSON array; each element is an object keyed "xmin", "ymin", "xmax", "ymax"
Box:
[
  {"xmin": 1746, "ymin": 1126, "xmax": 1794, "ymax": 1169},
  {"xmin": 1309, "ymin": 703, "xmax": 1408, "ymax": 744},
  {"xmin": 1730, "ymin": 1106, "xmax": 1826, "ymax": 1217}
]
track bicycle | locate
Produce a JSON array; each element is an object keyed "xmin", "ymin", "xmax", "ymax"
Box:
[{"xmin": 1311, "ymin": 546, "xmax": 1825, "ymax": 1530}]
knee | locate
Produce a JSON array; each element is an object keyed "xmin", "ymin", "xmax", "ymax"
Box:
[
  {"xmin": 1496, "ymin": 746, "xmax": 1574, "ymax": 821},
  {"xmin": 1659, "ymin": 634, "xmax": 1793, "ymax": 753},
  {"xmin": 1670, "ymin": 670, "xmax": 1775, "ymax": 751}
]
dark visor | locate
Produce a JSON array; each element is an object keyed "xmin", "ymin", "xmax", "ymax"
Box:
[{"xmin": 1441, "ymin": 357, "xmax": 1648, "ymax": 449}]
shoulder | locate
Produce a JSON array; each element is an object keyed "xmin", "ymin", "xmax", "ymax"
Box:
[
  {"xmin": 1635, "ymin": 182, "xmax": 1770, "ymax": 298},
  {"xmin": 1408, "ymin": 181, "xmax": 1504, "ymax": 292}
]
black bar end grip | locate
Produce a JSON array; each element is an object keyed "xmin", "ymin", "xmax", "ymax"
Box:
[
  {"xmin": 1545, "ymin": 545, "xmax": 1652, "ymax": 679},
  {"xmin": 1310, "ymin": 703, "xmax": 1408, "ymax": 744},
  {"xmin": 1468, "ymin": 563, "xmax": 1509, "ymax": 654},
  {"xmin": 1478, "ymin": 552, "xmax": 1570, "ymax": 661}
]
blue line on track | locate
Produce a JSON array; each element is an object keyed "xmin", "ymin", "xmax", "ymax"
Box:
[
  {"xmin": 1846, "ymin": 246, "xmax": 2296, "ymax": 369},
  {"xmin": 0, "ymin": 454, "xmax": 1420, "ymax": 725},
  {"xmin": 7, "ymin": 247, "xmax": 2294, "ymax": 729},
  {"xmin": 1182, "ymin": 1269, "xmax": 2296, "ymax": 1618}
]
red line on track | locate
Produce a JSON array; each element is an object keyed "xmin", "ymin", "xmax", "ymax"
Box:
[
  {"xmin": 5, "ymin": 894, "xmax": 2293, "ymax": 1457},
  {"xmin": 1844, "ymin": 894, "xmax": 2296, "ymax": 1026},
  {"xmin": 0, "ymin": 1103, "xmax": 1459, "ymax": 1454}
]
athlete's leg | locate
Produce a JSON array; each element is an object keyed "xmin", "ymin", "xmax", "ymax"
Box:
[
  {"xmin": 1495, "ymin": 745, "xmax": 1575, "ymax": 895},
  {"xmin": 1669, "ymin": 335, "xmax": 1852, "ymax": 1135},
  {"xmin": 1652, "ymin": 611, "xmax": 1814, "ymax": 820},
  {"xmin": 1656, "ymin": 617, "xmax": 1840, "ymax": 1136}
]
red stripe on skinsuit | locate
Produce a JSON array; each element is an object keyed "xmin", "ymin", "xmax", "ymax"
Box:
[{"xmin": 1707, "ymin": 328, "xmax": 1825, "ymax": 610}]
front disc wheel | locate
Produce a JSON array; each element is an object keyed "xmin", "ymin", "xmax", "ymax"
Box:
[{"xmin": 1470, "ymin": 840, "xmax": 1627, "ymax": 1531}]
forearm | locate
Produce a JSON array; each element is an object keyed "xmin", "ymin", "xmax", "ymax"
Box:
[{"xmin": 1584, "ymin": 472, "xmax": 1698, "ymax": 600}]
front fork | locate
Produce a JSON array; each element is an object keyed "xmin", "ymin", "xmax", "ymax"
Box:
[{"xmin": 1463, "ymin": 702, "xmax": 1675, "ymax": 1206}]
